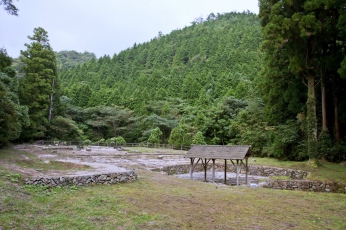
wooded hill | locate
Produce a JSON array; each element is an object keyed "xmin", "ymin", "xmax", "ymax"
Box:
[
  {"xmin": 58, "ymin": 12, "xmax": 265, "ymax": 148},
  {"xmin": 60, "ymin": 12, "xmax": 262, "ymax": 109},
  {"xmin": 57, "ymin": 10, "xmax": 346, "ymax": 162},
  {"xmin": 1, "ymin": 8, "xmax": 346, "ymax": 162}
]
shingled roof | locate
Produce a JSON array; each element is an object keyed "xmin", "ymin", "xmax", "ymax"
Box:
[{"xmin": 185, "ymin": 145, "xmax": 251, "ymax": 160}]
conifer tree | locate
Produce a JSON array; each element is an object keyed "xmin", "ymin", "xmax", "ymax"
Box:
[{"xmin": 19, "ymin": 27, "xmax": 59, "ymax": 140}]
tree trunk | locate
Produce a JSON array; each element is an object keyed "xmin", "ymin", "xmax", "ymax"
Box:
[
  {"xmin": 306, "ymin": 71, "xmax": 318, "ymax": 160},
  {"xmin": 48, "ymin": 78, "xmax": 55, "ymax": 122},
  {"xmin": 333, "ymin": 90, "xmax": 341, "ymax": 144},
  {"xmin": 321, "ymin": 78, "xmax": 328, "ymax": 133}
]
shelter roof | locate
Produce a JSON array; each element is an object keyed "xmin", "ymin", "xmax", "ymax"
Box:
[{"xmin": 185, "ymin": 145, "xmax": 251, "ymax": 160}]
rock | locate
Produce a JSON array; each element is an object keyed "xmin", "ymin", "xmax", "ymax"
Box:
[{"xmin": 99, "ymin": 174, "xmax": 107, "ymax": 180}]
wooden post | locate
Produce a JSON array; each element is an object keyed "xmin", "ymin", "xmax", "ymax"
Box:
[
  {"xmin": 245, "ymin": 157, "xmax": 248, "ymax": 184},
  {"xmin": 190, "ymin": 158, "xmax": 195, "ymax": 180},
  {"xmin": 224, "ymin": 159, "xmax": 227, "ymax": 185},
  {"xmin": 212, "ymin": 159, "xmax": 215, "ymax": 183},
  {"xmin": 236, "ymin": 160, "xmax": 240, "ymax": 186},
  {"xmin": 204, "ymin": 158, "xmax": 207, "ymax": 182}
]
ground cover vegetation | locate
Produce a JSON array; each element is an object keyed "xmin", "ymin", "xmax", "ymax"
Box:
[
  {"xmin": 0, "ymin": 146, "xmax": 345, "ymax": 229},
  {"xmin": 1, "ymin": 3, "xmax": 346, "ymax": 163}
]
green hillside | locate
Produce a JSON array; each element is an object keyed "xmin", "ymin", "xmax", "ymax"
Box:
[
  {"xmin": 60, "ymin": 12, "xmax": 262, "ymax": 108},
  {"xmin": 2, "ymin": 8, "xmax": 346, "ymax": 162},
  {"xmin": 57, "ymin": 12, "xmax": 267, "ymax": 147},
  {"xmin": 56, "ymin": 10, "xmax": 346, "ymax": 162}
]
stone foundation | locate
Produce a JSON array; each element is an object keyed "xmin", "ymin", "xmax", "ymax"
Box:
[
  {"xmin": 159, "ymin": 164, "xmax": 308, "ymax": 179},
  {"xmin": 24, "ymin": 171, "xmax": 137, "ymax": 187},
  {"xmin": 157, "ymin": 164, "xmax": 346, "ymax": 193},
  {"xmin": 263, "ymin": 180, "xmax": 346, "ymax": 193}
]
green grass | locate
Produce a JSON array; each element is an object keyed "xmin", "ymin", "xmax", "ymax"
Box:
[
  {"xmin": 250, "ymin": 157, "xmax": 346, "ymax": 183},
  {"xmin": 0, "ymin": 146, "xmax": 345, "ymax": 229},
  {"xmin": 0, "ymin": 169, "xmax": 345, "ymax": 229}
]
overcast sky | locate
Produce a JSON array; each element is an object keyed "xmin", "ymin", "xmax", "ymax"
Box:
[{"xmin": 1, "ymin": 0, "xmax": 259, "ymax": 58}]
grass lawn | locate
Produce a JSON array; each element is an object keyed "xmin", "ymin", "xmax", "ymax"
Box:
[
  {"xmin": 250, "ymin": 157, "xmax": 346, "ymax": 183},
  {"xmin": 0, "ymin": 146, "xmax": 345, "ymax": 229}
]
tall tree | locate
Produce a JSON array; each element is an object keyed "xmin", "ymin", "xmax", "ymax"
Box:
[
  {"xmin": 1, "ymin": 0, "xmax": 18, "ymax": 15},
  {"xmin": 19, "ymin": 27, "xmax": 59, "ymax": 140},
  {"xmin": 260, "ymin": 1, "xmax": 328, "ymax": 160},
  {"xmin": 260, "ymin": 0, "xmax": 346, "ymax": 161},
  {"xmin": 0, "ymin": 48, "xmax": 29, "ymax": 146}
]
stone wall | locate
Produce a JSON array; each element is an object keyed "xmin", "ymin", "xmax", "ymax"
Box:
[
  {"xmin": 263, "ymin": 180, "xmax": 346, "ymax": 193},
  {"xmin": 247, "ymin": 165, "xmax": 308, "ymax": 179},
  {"xmin": 159, "ymin": 164, "xmax": 308, "ymax": 179},
  {"xmin": 157, "ymin": 164, "xmax": 346, "ymax": 193},
  {"xmin": 24, "ymin": 171, "xmax": 137, "ymax": 187}
]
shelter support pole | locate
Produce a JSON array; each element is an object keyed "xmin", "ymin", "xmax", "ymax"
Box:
[
  {"xmin": 245, "ymin": 157, "xmax": 248, "ymax": 184},
  {"xmin": 190, "ymin": 158, "xmax": 195, "ymax": 180},
  {"xmin": 212, "ymin": 159, "xmax": 215, "ymax": 183},
  {"xmin": 204, "ymin": 158, "xmax": 207, "ymax": 182},
  {"xmin": 224, "ymin": 159, "xmax": 227, "ymax": 185},
  {"xmin": 236, "ymin": 160, "xmax": 240, "ymax": 186}
]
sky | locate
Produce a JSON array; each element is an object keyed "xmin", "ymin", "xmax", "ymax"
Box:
[{"xmin": 1, "ymin": 0, "xmax": 259, "ymax": 58}]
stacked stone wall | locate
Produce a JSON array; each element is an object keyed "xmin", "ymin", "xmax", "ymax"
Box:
[
  {"xmin": 263, "ymin": 180, "xmax": 346, "ymax": 193},
  {"xmin": 24, "ymin": 171, "xmax": 137, "ymax": 187},
  {"xmin": 160, "ymin": 164, "xmax": 308, "ymax": 179},
  {"xmin": 158, "ymin": 164, "xmax": 346, "ymax": 193}
]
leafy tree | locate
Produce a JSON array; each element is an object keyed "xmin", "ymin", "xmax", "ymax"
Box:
[
  {"xmin": 80, "ymin": 105, "xmax": 133, "ymax": 141},
  {"xmin": 229, "ymin": 99, "xmax": 268, "ymax": 155},
  {"xmin": 192, "ymin": 131, "xmax": 206, "ymax": 145},
  {"xmin": 114, "ymin": 136, "xmax": 126, "ymax": 145},
  {"xmin": 49, "ymin": 116, "xmax": 82, "ymax": 141},
  {"xmin": 168, "ymin": 117, "xmax": 192, "ymax": 149},
  {"xmin": 0, "ymin": 48, "xmax": 29, "ymax": 146},
  {"xmin": 147, "ymin": 127, "xmax": 163, "ymax": 144}
]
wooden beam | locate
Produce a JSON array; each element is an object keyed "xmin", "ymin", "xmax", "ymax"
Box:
[{"xmin": 192, "ymin": 158, "xmax": 201, "ymax": 172}]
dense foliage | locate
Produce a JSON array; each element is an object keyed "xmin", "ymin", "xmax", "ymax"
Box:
[
  {"xmin": 58, "ymin": 12, "xmax": 263, "ymax": 146},
  {"xmin": 55, "ymin": 50, "xmax": 96, "ymax": 70},
  {"xmin": 0, "ymin": 48, "xmax": 29, "ymax": 147},
  {"xmin": 259, "ymin": 0, "xmax": 346, "ymax": 161},
  {"xmin": 2, "ymin": 10, "xmax": 346, "ymax": 162}
]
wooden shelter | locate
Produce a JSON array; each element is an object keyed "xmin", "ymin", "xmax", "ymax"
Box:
[{"xmin": 184, "ymin": 145, "xmax": 252, "ymax": 185}]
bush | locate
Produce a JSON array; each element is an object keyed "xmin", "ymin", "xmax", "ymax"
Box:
[
  {"xmin": 114, "ymin": 136, "xmax": 126, "ymax": 145},
  {"xmin": 83, "ymin": 139, "xmax": 92, "ymax": 145}
]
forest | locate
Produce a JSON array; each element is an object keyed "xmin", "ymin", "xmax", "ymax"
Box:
[{"xmin": 1, "ymin": 1, "xmax": 346, "ymax": 162}]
